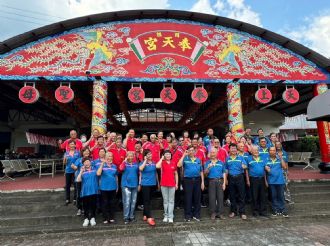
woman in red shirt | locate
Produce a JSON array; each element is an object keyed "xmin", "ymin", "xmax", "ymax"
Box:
[{"xmin": 156, "ymin": 150, "xmax": 178, "ymax": 223}]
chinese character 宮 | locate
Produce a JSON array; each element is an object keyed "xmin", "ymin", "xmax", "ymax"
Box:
[{"xmin": 144, "ymin": 37, "xmax": 158, "ymax": 51}]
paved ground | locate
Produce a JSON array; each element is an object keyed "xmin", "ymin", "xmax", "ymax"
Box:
[{"xmin": 2, "ymin": 221, "xmax": 330, "ymax": 246}]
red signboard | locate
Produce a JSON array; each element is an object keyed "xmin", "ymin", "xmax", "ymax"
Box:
[
  {"xmin": 255, "ymin": 88, "xmax": 272, "ymax": 104},
  {"xmin": 18, "ymin": 86, "xmax": 39, "ymax": 104},
  {"xmin": 55, "ymin": 86, "xmax": 74, "ymax": 103},
  {"xmin": 128, "ymin": 87, "xmax": 145, "ymax": 103},
  {"xmin": 191, "ymin": 87, "xmax": 208, "ymax": 103},
  {"xmin": 282, "ymin": 88, "xmax": 299, "ymax": 104},
  {"xmin": 160, "ymin": 87, "xmax": 177, "ymax": 104}
]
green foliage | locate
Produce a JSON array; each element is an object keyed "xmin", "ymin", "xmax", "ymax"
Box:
[{"xmin": 300, "ymin": 136, "xmax": 319, "ymax": 155}]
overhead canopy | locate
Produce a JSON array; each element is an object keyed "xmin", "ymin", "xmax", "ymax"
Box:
[{"xmin": 307, "ymin": 90, "xmax": 330, "ymax": 121}]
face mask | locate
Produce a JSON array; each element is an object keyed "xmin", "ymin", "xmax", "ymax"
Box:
[{"xmin": 81, "ymin": 136, "xmax": 87, "ymax": 143}]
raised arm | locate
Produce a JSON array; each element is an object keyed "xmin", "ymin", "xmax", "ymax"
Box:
[
  {"xmin": 97, "ymin": 161, "xmax": 105, "ymax": 176},
  {"xmin": 156, "ymin": 156, "xmax": 164, "ymax": 169}
]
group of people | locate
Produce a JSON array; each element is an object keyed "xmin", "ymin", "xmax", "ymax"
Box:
[{"xmin": 59, "ymin": 127, "xmax": 289, "ymax": 227}]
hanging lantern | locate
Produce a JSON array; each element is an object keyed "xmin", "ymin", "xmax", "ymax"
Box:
[
  {"xmin": 128, "ymin": 83, "xmax": 145, "ymax": 103},
  {"xmin": 18, "ymin": 82, "xmax": 40, "ymax": 104},
  {"xmin": 55, "ymin": 83, "xmax": 74, "ymax": 103},
  {"xmin": 282, "ymin": 86, "xmax": 299, "ymax": 104},
  {"xmin": 191, "ymin": 84, "xmax": 208, "ymax": 103},
  {"xmin": 255, "ymin": 85, "xmax": 272, "ymax": 104},
  {"xmin": 160, "ymin": 83, "xmax": 177, "ymax": 104}
]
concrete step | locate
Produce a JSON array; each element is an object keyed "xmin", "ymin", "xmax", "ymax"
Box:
[{"xmin": 291, "ymin": 191, "xmax": 330, "ymax": 202}]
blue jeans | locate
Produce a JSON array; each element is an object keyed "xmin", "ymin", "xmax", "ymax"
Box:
[
  {"xmin": 269, "ymin": 184, "xmax": 287, "ymax": 213},
  {"xmin": 122, "ymin": 187, "xmax": 137, "ymax": 220}
]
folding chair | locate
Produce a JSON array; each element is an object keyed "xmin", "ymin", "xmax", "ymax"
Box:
[
  {"xmin": 0, "ymin": 160, "xmax": 15, "ymax": 181},
  {"xmin": 301, "ymin": 152, "xmax": 314, "ymax": 170}
]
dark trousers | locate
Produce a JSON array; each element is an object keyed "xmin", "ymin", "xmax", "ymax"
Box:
[
  {"xmin": 183, "ymin": 177, "xmax": 201, "ymax": 219},
  {"xmin": 250, "ymin": 177, "xmax": 266, "ymax": 214},
  {"xmin": 101, "ymin": 190, "xmax": 116, "ymax": 221},
  {"xmin": 208, "ymin": 178, "xmax": 224, "ymax": 215},
  {"xmin": 142, "ymin": 185, "xmax": 154, "ymax": 218},
  {"xmin": 175, "ymin": 167, "xmax": 183, "ymax": 207},
  {"xmin": 75, "ymin": 182, "xmax": 82, "ymax": 210},
  {"xmin": 82, "ymin": 195, "xmax": 97, "ymax": 220},
  {"xmin": 65, "ymin": 173, "xmax": 74, "ymax": 201},
  {"xmin": 269, "ymin": 184, "xmax": 287, "ymax": 213},
  {"xmin": 228, "ymin": 174, "xmax": 246, "ymax": 215}
]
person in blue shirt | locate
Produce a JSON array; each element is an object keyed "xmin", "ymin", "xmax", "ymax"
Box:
[
  {"xmin": 97, "ymin": 152, "xmax": 118, "ymax": 224},
  {"xmin": 203, "ymin": 128, "xmax": 214, "ymax": 152},
  {"xmin": 63, "ymin": 140, "xmax": 81, "ymax": 206},
  {"xmin": 204, "ymin": 147, "xmax": 227, "ymax": 220},
  {"xmin": 225, "ymin": 143, "xmax": 248, "ymax": 220},
  {"xmin": 268, "ymin": 133, "xmax": 278, "ymax": 148},
  {"xmin": 178, "ymin": 145, "xmax": 205, "ymax": 222},
  {"xmin": 72, "ymin": 147, "xmax": 91, "ymax": 216},
  {"xmin": 258, "ymin": 137, "xmax": 269, "ymax": 161},
  {"xmin": 246, "ymin": 145, "xmax": 267, "ymax": 216},
  {"xmin": 77, "ymin": 158, "xmax": 99, "ymax": 227},
  {"xmin": 254, "ymin": 128, "xmax": 271, "ymax": 146},
  {"xmin": 139, "ymin": 149, "xmax": 158, "ymax": 226},
  {"xmin": 119, "ymin": 151, "xmax": 139, "ymax": 224},
  {"xmin": 265, "ymin": 146, "xmax": 289, "ymax": 217}
]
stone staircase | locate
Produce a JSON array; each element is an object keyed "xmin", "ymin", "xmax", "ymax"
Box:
[{"xmin": 1, "ymin": 181, "xmax": 330, "ymax": 236}]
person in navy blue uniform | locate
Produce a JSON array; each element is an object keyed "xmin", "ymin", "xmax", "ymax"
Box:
[
  {"xmin": 97, "ymin": 152, "xmax": 118, "ymax": 224},
  {"xmin": 63, "ymin": 140, "xmax": 81, "ymax": 205},
  {"xmin": 72, "ymin": 147, "xmax": 91, "ymax": 216},
  {"xmin": 258, "ymin": 137, "xmax": 269, "ymax": 161},
  {"xmin": 246, "ymin": 145, "xmax": 267, "ymax": 216},
  {"xmin": 225, "ymin": 143, "xmax": 248, "ymax": 220},
  {"xmin": 77, "ymin": 158, "xmax": 99, "ymax": 227},
  {"xmin": 178, "ymin": 145, "xmax": 205, "ymax": 222},
  {"xmin": 265, "ymin": 146, "xmax": 289, "ymax": 217},
  {"xmin": 139, "ymin": 149, "xmax": 158, "ymax": 226},
  {"xmin": 119, "ymin": 151, "xmax": 139, "ymax": 224},
  {"xmin": 204, "ymin": 147, "xmax": 227, "ymax": 220}
]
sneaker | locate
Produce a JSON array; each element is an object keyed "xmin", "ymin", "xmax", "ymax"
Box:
[
  {"xmin": 163, "ymin": 217, "xmax": 168, "ymax": 223},
  {"xmin": 282, "ymin": 212, "xmax": 289, "ymax": 218},
  {"xmin": 143, "ymin": 215, "xmax": 147, "ymax": 221},
  {"xmin": 83, "ymin": 218, "xmax": 89, "ymax": 227},
  {"xmin": 90, "ymin": 217, "xmax": 96, "ymax": 226},
  {"xmin": 241, "ymin": 214, "xmax": 247, "ymax": 220},
  {"xmin": 201, "ymin": 204, "xmax": 207, "ymax": 208},
  {"xmin": 168, "ymin": 218, "xmax": 174, "ymax": 223},
  {"xmin": 137, "ymin": 205, "xmax": 144, "ymax": 210},
  {"xmin": 124, "ymin": 219, "xmax": 130, "ymax": 224},
  {"xmin": 272, "ymin": 212, "xmax": 278, "ymax": 217},
  {"xmin": 192, "ymin": 217, "xmax": 201, "ymax": 222},
  {"xmin": 76, "ymin": 209, "xmax": 82, "ymax": 216},
  {"xmin": 229, "ymin": 212, "xmax": 236, "ymax": 218},
  {"xmin": 103, "ymin": 220, "xmax": 108, "ymax": 224},
  {"xmin": 109, "ymin": 219, "xmax": 116, "ymax": 223},
  {"xmin": 147, "ymin": 218, "xmax": 156, "ymax": 226},
  {"xmin": 184, "ymin": 218, "xmax": 191, "ymax": 222}
]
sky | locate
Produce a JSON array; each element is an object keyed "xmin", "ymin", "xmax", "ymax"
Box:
[{"xmin": 0, "ymin": 0, "xmax": 330, "ymax": 57}]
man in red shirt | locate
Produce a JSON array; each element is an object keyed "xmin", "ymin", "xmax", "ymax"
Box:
[
  {"xmin": 91, "ymin": 135, "xmax": 105, "ymax": 160},
  {"xmin": 143, "ymin": 134, "xmax": 160, "ymax": 163},
  {"xmin": 123, "ymin": 129, "xmax": 137, "ymax": 152},
  {"xmin": 170, "ymin": 138, "xmax": 184, "ymax": 165},
  {"xmin": 133, "ymin": 141, "xmax": 143, "ymax": 163},
  {"xmin": 213, "ymin": 138, "xmax": 228, "ymax": 163},
  {"xmin": 191, "ymin": 138, "xmax": 206, "ymax": 165},
  {"xmin": 59, "ymin": 130, "xmax": 83, "ymax": 151},
  {"xmin": 109, "ymin": 138, "xmax": 127, "ymax": 168}
]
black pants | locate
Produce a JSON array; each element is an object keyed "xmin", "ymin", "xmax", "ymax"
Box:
[
  {"xmin": 208, "ymin": 178, "xmax": 224, "ymax": 215},
  {"xmin": 65, "ymin": 173, "xmax": 74, "ymax": 201},
  {"xmin": 175, "ymin": 167, "xmax": 183, "ymax": 207},
  {"xmin": 82, "ymin": 194, "xmax": 97, "ymax": 220},
  {"xmin": 75, "ymin": 182, "xmax": 82, "ymax": 210},
  {"xmin": 183, "ymin": 177, "xmax": 201, "ymax": 219},
  {"xmin": 101, "ymin": 190, "xmax": 116, "ymax": 221},
  {"xmin": 228, "ymin": 174, "xmax": 246, "ymax": 215},
  {"xmin": 142, "ymin": 186, "xmax": 154, "ymax": 218},
  {"xmin": 250, "ymin": 177, "xmax": 267, "ymax": 214}
]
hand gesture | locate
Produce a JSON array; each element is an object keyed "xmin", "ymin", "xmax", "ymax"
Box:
[
  {"xmin": 58, "ymin": 139, "xmax": 63, "ymax": 144},
  {"xmin": 222, "ymin": 183, "xmax": 226, "ymax": 191},
  {"xmin": 242, "ymin": 164, "xmax": 247, "ymax": 169},
  {"xmin": 80, "ymin": 167, "xmax": 85, "ymax": 173},
  {"xmin": 201, "ymin": 182, "xmax": 205, "ymax": 191},
  {"xmin": 278, "ymin": 152, "xmax": 283, "ymax": 159}
]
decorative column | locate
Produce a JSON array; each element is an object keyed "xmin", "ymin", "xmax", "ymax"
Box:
[
  {"xmin": 91, "ymin": 80, "xmax": 107, "ymax": 135},
  {"xmin": 227, "ymin": 82, "xmax": 244, "ymax": 141},
  {"xmin": 314, "ymin": 83, "xmax": 330, "ymax": 173}
]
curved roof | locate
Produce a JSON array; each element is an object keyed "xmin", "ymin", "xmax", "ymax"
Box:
[{"xmin": 0, "ymin": 9, "xmax": 330, "ymax": 73}]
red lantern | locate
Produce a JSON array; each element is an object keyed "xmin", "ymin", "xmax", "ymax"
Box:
[
  {"xmin": 128, "ymin": 84, "xmax": 145, "ymax": 103},
  {"xmin": 55, "ymin": 84, "xmax": 74, "ymax": 103},
  {"xmin": 255, "ymin": 87, "xmax": 272, "ymax": 104},
  {"xmin": 282, "ymin": 87, "xmax": 299, "ymax": 104},
  {"xmin": 18, "ymin": 83, "xmax": 39, "ymax": 104},
  {"xmin": 160, "ymin": 84, "xmax": 177, "ymax": 104},
  {"xmin": 191, "ymin": 85, "xmax": 208, "ymax": 103}
]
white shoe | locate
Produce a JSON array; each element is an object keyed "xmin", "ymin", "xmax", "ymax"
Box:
[
  {"xmin": 163, "ymin": 217, "xmax": 168, "ymax": 223},
  {"xmin": 90, "ymin": 217, "xmax": 96, "ymax": 226},
  {"xmin": 168, "ymin": 218, "xmax": 173, "ymax": 223},
  {"xmin": 76, "ymin": 209, "xmax": 82, "ymax": 216},
  {"xmin": 83, "ymin": 218, "xmax": 89, "ymax": 227}
]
